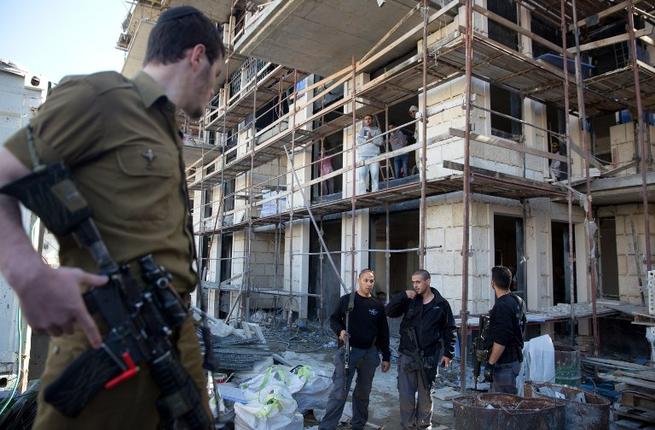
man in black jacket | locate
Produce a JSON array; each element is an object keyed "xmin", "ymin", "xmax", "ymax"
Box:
[
  {"xmin": 319, "ymin": 269, "xmax": 390, "ymax": 430},
  {"xmin": 483, "ymin": 266, "xmax": 526, "ymax": 394},
  {"xmin": 386, "ymin": 270, "xmax": 456, "ymax": 430}
]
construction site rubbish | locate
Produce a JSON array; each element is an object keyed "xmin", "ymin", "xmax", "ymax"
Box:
[
  {"xmin": 453, "ymin": 393, "xmax": 565, "ymax": 430},
  {"xmin": 524, "ymin": 381, "xmax": 610, "ymax": 429}
]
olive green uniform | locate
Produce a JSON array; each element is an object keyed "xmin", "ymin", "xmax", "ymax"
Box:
[{"xmin": 4, "ymin": 71, "xmax": 209, "ymax": 429}]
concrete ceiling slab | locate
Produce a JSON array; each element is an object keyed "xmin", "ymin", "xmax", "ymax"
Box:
[{"xmin": 236, "ymin": 0, "xmax": 430, "ymax": 76}]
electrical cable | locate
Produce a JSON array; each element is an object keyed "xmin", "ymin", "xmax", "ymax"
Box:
[{"xmin": 0, "ymin": 307, "xmax": 23, "ymax": 418}]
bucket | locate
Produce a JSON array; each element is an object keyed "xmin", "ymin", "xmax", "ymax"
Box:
[
  {"xmin": 453, "ymin": 393, "xmax": 565, "ymax": 430},
  {"xmin": 524, "ymin": 381, "xmax": 610, "ymax": 430},
  {"xmin": 554, "ymin": 344, "xmax": 581, "ymax": 386}
]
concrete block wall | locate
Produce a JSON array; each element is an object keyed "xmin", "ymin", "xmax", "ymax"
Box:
[
  {"xmin": 524, "ymin": 198, "xmax": 554, "ymax": 308},
  {"xmin": 599, "ymin": 205, "xmax": 655, "ymax": 304},
  {"xmin": 609, "ymin": 123, "xmax": 655, "ymax": 176},
  {"xmin": 610, "ymin": 122, "xmax": 637, "ymax": 176},
  {"xmin": 424, "ymin": 194, "xmax": 495, "ymax": 316}
]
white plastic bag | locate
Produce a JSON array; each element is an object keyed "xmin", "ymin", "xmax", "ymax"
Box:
[
  {"xmin": 290, "ymin": 365, "xmax": 332, "ymax": 412},
  {"xmin": 240, "ymin": 365, "xmax": 304, "ymax": 395},
  {"xmin": 234, "ymin": 384, "xmax": 301, "ymax": 430},
  {"xmin": 516, "ymin": 334, "xmax": 556, "ymax": 395}
]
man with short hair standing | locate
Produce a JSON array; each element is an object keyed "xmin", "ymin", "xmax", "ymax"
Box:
[
  {"xmin": 483, "ymin": 266, "xmax": 526, "ymax": 394},
  {"xmin": 356, "ymin": 114, "xmax": 384, "ymax": 194},
  {"xmin": 0, "ymin": 6, "xmax": 224, "ymax": 428},
  {"xmin": 320, "ymin": 269, "xmax": 391, "ymax": 430},
  {"xmin": 386, "ymin": 270, "xmax": 456, "ymax": 430}
]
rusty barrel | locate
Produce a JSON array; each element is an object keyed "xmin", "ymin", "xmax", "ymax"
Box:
[
  {"xmin": 524, "ymin": 381, "xmax": 610, "ymax": 430},
  {"xmin": 453, "ymin": 393, "xmax": 565, "ymax": 430}
]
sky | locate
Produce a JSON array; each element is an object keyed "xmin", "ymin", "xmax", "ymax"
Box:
[{"xmin": 0, "ymin": 0, "xmax": 128, "ymax": 85}]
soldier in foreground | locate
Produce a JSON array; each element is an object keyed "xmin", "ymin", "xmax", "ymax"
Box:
[{"xmin": 0, "ymin": 6, "xmax": 224, "ymax": 428}]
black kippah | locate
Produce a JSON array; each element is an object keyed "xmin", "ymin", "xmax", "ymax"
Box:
[{"xmin": 158, "ymin": 6, "xmax": 202, "ymax": 23}]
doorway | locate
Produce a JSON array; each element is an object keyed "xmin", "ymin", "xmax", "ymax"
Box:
[
  {"xmin": 599, "ymin": 217, "xmax": 619, "ymax": 298},
  {"xmin": 494, "ymin": 215, "xmax": 527, "ymax": 302},
  {"xmin": 551, "ymin": 222, "xmax": 577, "ymax": 304},
  {"xmin": 308, "ymin": 219, "xmax": 342, "ymax": 325}
]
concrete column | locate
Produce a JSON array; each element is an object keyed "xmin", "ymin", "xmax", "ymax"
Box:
[
  {"xmin": 284, "ymin": 219, "xmax": 311, "ymax": 319},
  {"xmin": 341, "ymin": 210, "xmax": 370, "ymax": 296}
]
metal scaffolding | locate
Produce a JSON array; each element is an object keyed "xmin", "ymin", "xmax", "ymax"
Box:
[{"xmin": 187, "ymin": 0, "xmax": 654, "ymax": 391}]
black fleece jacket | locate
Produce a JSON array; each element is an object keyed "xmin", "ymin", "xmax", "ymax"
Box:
[
  {"xmin": 330, "ymin": 292, "xmax": 391, "ymax": 361},
  {"xmin": 386, "ymin": 287, "xmax": 457, "ymax": 359}
]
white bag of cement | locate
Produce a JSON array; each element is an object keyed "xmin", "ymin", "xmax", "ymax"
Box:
[
  {"xmin": 290, "ymin": 365, "xmax": 332, "ymax": 412},
  {"xmin": 516, "ymin": 334, "xmax": 556, "ymax": 395},
  {"xmin": 240, "ymin": 365, "xmax": 304, "ymax": 395},
  {"xmin": 234, "ymin": 384, "xmax": 302, "ymax": 430}
]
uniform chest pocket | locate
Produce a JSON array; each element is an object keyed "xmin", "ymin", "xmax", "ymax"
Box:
[
  {"xmin": 117, "ymin": 144, "xmax": 175, "ymax": 177},
  {"xmin": 113, "ymin": 144, "xmax": 177, "ymax": 222}
]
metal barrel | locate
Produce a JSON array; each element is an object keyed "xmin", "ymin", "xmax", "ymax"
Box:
[
  {"xmin": 524, "ymin": 381, "xmax": 610, "ymax": 430},
  {"xmin": 453, "ymin": 393, "xmax": 565, "ymax": 430}
]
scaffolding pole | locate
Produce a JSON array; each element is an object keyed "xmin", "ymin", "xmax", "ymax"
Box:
[
  {"xmin": 287, "ymin": 69, "xmax": 299, "ymax": 326},
  {"xmin": 627, "ymin": 0, "xmax": 653, "ymax": 275},
  {"xmin": 460, "ymin": 0, "xmax": 473, "ymax": 393},
  {"xmin": 560, "ymin": 0, "xmax": 577, "ymax": 346},
  {"xmin": 419, "ymin": 0, "xmax": 429, "ymax": 270},
  {"xmin": 571, "ymin": 0, "xmax": 600, "ymax": 355},
  {"xmin": 351, "ymin": 56, "xmax": 358, "ymax": 293}
]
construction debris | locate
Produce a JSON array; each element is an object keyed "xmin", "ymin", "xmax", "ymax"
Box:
[{"xmin": 584, "ymin": 357, "xmax": 655, "ymax": 428}]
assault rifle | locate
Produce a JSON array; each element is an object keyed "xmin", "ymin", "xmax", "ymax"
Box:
[
  {"xmin": 0, "ymin": 155, "xmax": 210, "ymax": 429},
  {"xmin": 472, "ymin": 314, "xmax": 491, "ymax": 390}
]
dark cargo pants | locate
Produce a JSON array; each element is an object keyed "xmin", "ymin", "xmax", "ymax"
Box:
[
  {"xmin": 319, "ymin": 346, "xmax": 380, "ymax": 430},
  {"xmin": 398, "ymin": 353, "xmax": 433, "ymax": 430},
  {"xmin": 491, "ymin": 361, "xmax": 521, "ymax": 394}
]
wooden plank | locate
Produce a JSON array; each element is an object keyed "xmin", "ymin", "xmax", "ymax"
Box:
[
  {"xmin": 449, "ymin": 128, "xmax": 567, "ymax": 162},
  {"xmin": 361, "ymin": 3, "xmax": 420, "ymax": 63},
  {"xmin": 600, "ymin": 373, "xmax": 655, "ymax": 391},
  {"xmin": 472, "ymin": 5, "xmax": 563, "ymax": 55},
  {"xmin": 357, "ymin": 0, "xmax": 461, "ymax": 71},
  {"xmin": 569, "ymin": 0, "xmax": 641, "ymax": 31},
  {"xmin": 568, "ymin": 28, "xmax": 653, "ymax": 53}
]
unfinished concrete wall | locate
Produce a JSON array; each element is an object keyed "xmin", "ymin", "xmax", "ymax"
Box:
[
  {"xmin": 610, "ymin": 123, "xmax": 655, "ymax": 176},
  {"xmin": 341, "ymin": 210, "xmax": 370, "ymax": 296},
  {"xmin": 424, "ymin": 194, "xmax": 494, "ymax": 316},
  {"xmin": 598, "ymin": 204, "xmax": 655, "ymax": 304},
  {"xmin": 283, "ymin": 219, "xmax": 310, "ymax": 319}
]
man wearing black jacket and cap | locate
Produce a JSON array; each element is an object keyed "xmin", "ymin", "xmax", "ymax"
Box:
[
  {"xmin": 319, "ymin": 269, "xmax": 390, "ymax": 430},
  {"xmin": 386, "ymin": 270, "xmax": 456, "ymax": 430}
]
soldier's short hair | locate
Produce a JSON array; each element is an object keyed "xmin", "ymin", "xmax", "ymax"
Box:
[
  {"xmin": 145, "ymin": 6, "xmax": 224, "ymax": 66},
  {"xmin": 492, "ymin": 266, "xmax": 512, "ymax": 290},
  {"xmin": 412, "ymin": 269, "xmax": 431, "ymax": 281},
  {"xmin": 359, "ymin": 268, "xmax": 375, "ymax": 279}
]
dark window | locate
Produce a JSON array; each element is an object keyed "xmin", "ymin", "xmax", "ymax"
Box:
[
  {"xmin": 490, "ymin": 84, "xmax": 522, "ymax": 139},
  {"xmin": 488, "ymin": 0, "xmax": 518, "ymax": 50}
]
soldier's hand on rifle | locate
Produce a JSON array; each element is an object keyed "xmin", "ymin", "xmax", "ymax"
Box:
[
  {"xmin": 405, "ymin": 290, "xmax": 416, "ymax": 299},
  {"xmin": 339, "ymin": 329, "xmax": 349, "ymax": 343},
  {"xmin": 15, "ymin": 266, "xmax": 107, "ymax": 348},
  {"xmin": 483, "ymin": 362, "xmax": 495, "ymax": 383},
  {"xmin": 440, "ymin": 356, "xmax": 451, "ymax": 368},
  {"xmin": 381, "ymin": 361, "xmax": 390, "ymax": 372}
]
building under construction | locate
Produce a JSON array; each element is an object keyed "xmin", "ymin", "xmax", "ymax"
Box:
[{"xmin": 117, "ymin": 0, "xmax": 654, "ymax": 358}]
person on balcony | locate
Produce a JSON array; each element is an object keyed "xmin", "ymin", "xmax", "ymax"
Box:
[
  {"xmin": 389, "ymin": 123, "xmax": 409, "ymax": 178},
  {"xmin": 356, "ymin": 114, "xmax": 383, "ymax": 193},
  {"xmin": 319, "ymin": 150, "xmax": 335, "ymax": 196}
]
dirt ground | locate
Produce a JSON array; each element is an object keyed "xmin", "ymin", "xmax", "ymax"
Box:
[{"xmin": 287, "ymin": 351, "xmax": 456, "ymax": 430}]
